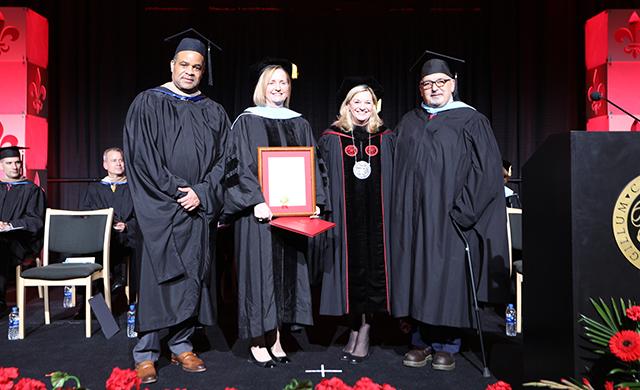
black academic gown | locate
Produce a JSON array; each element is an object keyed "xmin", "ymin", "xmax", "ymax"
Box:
[
  {"xmin": 223, "ymin": 108, "xmax": 329, "ymax": 339},
  {"xmin": 0, "ymin": 180, "xmax": 46, "ymax": 264},
  {"xmin": 314, "ymin": 125, "xmax": 394, "ymax": 316},
  {"xmin": 81, "ymin": 181, "xmax": 138, "ymax": 250},
  {"xmin": 123, "ymin": 87, "xmax": 229, "ymax": 332},
  {"xmin": 390, "ymin": 106, "xmax": 509, "ymax": 329}
]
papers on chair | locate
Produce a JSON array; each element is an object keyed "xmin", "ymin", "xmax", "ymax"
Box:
[{"xmin": 64, "ymin": 257, "xmax": 96, "ymax": 264}]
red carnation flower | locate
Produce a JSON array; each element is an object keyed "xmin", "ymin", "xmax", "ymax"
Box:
[
  {"xmin": 604, "ymin": 382, "xmax": 614, "ymax": 390},
  {"xmin": 352, "ymin": 377, "xmax": 375, "ymax": 390},
  {"xmin": 316, "ymin": 377, "xmax": 352, "ymax": 390},
  {"xmin": 609, "ymin": 330, "xmax": 640, "ymax": 362},
  {"xmin": 346, "ymin": 377, "xmax": 396, "ymax": 390},
  {"xmin": 486, "ymin": 381, "xmax": 512, "ymax": 390},
  {"xmin": 13, "ymin": 378, "xmax": 47, "ymax": 390},
  {"xmin": 626, "ymin": 306, "xmax": 640, "ymax": 321},
  {"xmin": 0, "ymin": 367, "xmax": 19, "ymax": 385},
  {"xmin": 105, "ymin": 367, "xmax": 141, "ymax": 390}
]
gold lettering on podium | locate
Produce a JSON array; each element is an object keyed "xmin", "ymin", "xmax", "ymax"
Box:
[{"xmin": 613, "ymin": 175, "xmax": 640, "ymax": 269}]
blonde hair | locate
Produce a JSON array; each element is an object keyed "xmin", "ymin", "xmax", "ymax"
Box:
[
  {"xmin": 332, "ymin": 85, "xmax": 383, "ymax": 133},
  {"xmin": 253, "ymin": 65, "xmax": 291, "ymax": 108}
]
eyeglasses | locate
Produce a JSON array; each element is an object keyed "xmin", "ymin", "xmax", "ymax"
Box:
[{"xmin": 420, "ymin": 78, "xmax": 451, "ymax": 89}]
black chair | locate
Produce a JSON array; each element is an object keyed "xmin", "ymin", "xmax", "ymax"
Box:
[
  {"xmin": 15, "ymin": 208, "xmax": 114, "ymax": 338},
  {"xmin": 506, "ymin": 207, "xmax": 523, "ymax": 333}
]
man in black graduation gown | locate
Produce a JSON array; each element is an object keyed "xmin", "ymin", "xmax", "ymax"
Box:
[
  {"xmin": 390, "ymin": 57, "xmax": 509, "ymax": 371},
  {"xmin": 80, "ymin": 147, "xmax": 137, "ymax": 292},
  {"xmin": 123, "ymin": 33, "xmax": 229, "ymax": 384},
  {"xmin": 0, "ymin": 146, "xmax": 45, "ymax": 317}
]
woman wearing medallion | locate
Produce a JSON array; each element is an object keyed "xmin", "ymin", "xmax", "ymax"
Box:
[
  {"xmin": 222, "ymin": 59, "xmax": 328, "ymax": 368},
  {"xmin": 314, "ymin": 78, "xmax": 395, "ymax": 364}
]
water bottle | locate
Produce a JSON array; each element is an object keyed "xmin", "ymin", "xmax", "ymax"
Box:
[
  {"xmin": 505, "ymin": 303, "xmax": 517, "ymax": 336},
  {"xmin": 127, "ymin": 304, "xmax": 137, "ymax": 338},
  {"xmin": 8, "ymin": 307, "xmax": 19, "ymax": 340},
  {"xmin": 63, "ymin": 286, "xmax": 74, "ymax": 308}
]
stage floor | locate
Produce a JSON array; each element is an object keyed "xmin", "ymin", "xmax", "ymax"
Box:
[{"xmin": 0, "ymin": 288, "xmax": 522, "ymax": 389}]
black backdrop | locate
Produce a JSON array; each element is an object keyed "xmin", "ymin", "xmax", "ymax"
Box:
[{"xmin": 3, "ymin": 0, "xmax": 638, "ymax": 208}]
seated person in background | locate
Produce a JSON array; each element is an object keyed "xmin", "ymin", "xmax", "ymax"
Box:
[
  {"xmin": 503, "ymin": 159, "xmax": 521, "ymax": 208},
  {"xmin": 0, "ymin": 146, "xmax": 46, "ymax": 316},
  {"xmin": 81, "ymin": 147, "xmax": 138, "ymax": 293}
]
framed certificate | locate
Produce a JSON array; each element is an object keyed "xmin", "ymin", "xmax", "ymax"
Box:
[{"xmin": 258, "ymin": 146, "xmax": 316, "ymax": 216}]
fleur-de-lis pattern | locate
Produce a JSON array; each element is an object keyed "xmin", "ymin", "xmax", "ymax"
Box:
[
  {"xmin": 29, "ymin": 67, "xmax": 47, "ymax": 115},
  {"xmin": 0, "ymin": 121, "xmax": 19, "ymax": 148},
  {"xmin": 0, "ymin": 11, "xmax": 20, "ymax": 56},
  {"xmin": 614, "ymin": 11, "xmax": 640, "ymax": 59},
  {"xmin": 587, "ymin": 67, "xmax": 606, "ymax": 116}
]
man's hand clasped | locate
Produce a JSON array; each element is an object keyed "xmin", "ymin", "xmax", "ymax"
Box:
[{"xmin": 178, "ymin": 187, "xmax": 201, "ymax": 212}]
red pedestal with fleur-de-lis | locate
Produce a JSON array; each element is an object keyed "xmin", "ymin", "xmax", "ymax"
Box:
[
  {"xmin": 0, "ymin": 7, "xmax": 48, "ymax": 180},
  {"xmin": 585, "ymin": 9, "xmax": 640, "ymax": 131}
]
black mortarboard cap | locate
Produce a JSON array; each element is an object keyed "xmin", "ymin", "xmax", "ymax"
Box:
[
  {"xmin": 0, "ymin": 146, "xmax": 27, "ymax": 160},
  {"xmin": 336, "ymin": 76, "xmax": 384, "ymax": 111},
  {"xmin": 410, "ymin": 50, "xmax": 466, "ymax": 100},
  {"xmin": 175, "ymin": 38, "xmax": 206, "ymax": 57},
  {"xmin": 164, "ymin": 28, "xmax": 222, "ymax": 87},
  {"xmin": 250, "ymin": 57, "xmax": 299, "ymax": 86}
]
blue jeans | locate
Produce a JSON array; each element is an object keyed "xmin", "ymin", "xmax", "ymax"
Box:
[{"xmin": 411, "ymin": 324, "xmax": 461, "ymax": 354}]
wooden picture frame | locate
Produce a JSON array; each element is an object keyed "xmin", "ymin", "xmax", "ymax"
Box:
[{"xmin": 257, "ymin": 146, "xmax": 316, "ymax": 216}]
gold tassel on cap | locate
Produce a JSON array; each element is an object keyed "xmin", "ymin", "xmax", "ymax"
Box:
[
  {"xmin": 376, "ymin": 98, "xmax": 382, "ymax": 113},
  {"xmin": 291, "ymin": 63, "xmax": 298, "ymax": 79}
]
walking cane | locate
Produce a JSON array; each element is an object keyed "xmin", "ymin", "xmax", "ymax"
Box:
[{"xmin": 450, "ymin": 216, "xmax": 491, "ymax": 378}]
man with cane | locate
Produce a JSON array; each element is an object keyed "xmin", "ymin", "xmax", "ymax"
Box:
[{"xmin": 390, "ymin": 51, "xmax": 510, "ymax": 374}]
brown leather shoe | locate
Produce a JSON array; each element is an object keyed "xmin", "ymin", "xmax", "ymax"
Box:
[
  {"xmin": 403, "ymin": 346, "xmax": 433, "ymax": 367},
  {"xmin": 431, "ymin": 351, "xmax": 455, "ymax": 371},
  {"xmin": 171, "ymin": 351, "xmax": 207, "ymax": 373},
  {"xmin": 135, "ymin": 360, "xmax": 157, "ymax": 384}
]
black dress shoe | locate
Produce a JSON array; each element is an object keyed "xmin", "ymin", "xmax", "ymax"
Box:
[
  {"xmin": 349, "ymin": 351, "xmax": 370, "ymax": 364},
  {"xmin": 403, "ymin": 346, "xmax": 434, "ymax": 367},
  {"xmin": 249, "ymin": 348, "xmax": 277, "ymax": 368},
  {"xmin": 268, "ymin": 348, "xmax": 291, "ymax": 364},
  {"xmin": 339, "ymin": 351, "xmax": 352, "ymax": 361},
  {"xmin": 349, "ymin": 323, "xmax": 371, "ymax": 364},
  {"xmin": 431, "ymin": 351, "xmax": 455, "ymax": 371},
  {"xmin": 349, "ymin": 346, "xmax": 371, "ymax": 365},
  {"xmin": 249, "ymin": 355, "xmax": 276, "ymax": 368}
]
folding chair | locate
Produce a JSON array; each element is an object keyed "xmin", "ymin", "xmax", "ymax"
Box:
[{"xmin": 15, "ymin": 208, "xmax": 114, "ymax": 338}]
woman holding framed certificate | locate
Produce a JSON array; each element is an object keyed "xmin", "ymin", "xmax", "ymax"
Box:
[
  {"xmin": 314, "ymin": 78, "xmax": 394, "ymax": 364},
  {"xmin": 223, "ymin": 59, "xmax": 329, "ymax": 367}
]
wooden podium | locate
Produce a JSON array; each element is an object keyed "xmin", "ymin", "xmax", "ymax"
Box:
[{"xmin": 523, "ymin": 131, "xmax": 640, "ymax": 381}]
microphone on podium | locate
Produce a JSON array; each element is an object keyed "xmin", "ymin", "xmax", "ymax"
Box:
[{"xmin": 589, "ymin": 91, "xmax": 640, "ymax": 126}]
